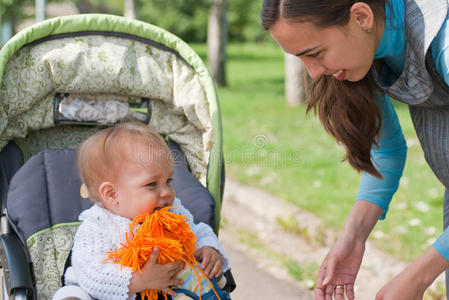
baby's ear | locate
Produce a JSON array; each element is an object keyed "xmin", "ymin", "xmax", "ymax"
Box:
[{"xmin": 98, "ymin": 181, "xmax": 118, "ymax": 205}]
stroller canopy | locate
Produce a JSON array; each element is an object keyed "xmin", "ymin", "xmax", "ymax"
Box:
[{"xmin": 0, "ymin": 14, "xmax": 224, "ymax": 219}]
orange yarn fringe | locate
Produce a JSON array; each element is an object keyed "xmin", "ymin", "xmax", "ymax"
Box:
[{"xmin": 105, "ymin": 207, "xmax": 220, "ymax": 300}]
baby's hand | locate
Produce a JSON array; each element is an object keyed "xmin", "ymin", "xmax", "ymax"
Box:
[
  {"xmin": 194, "ymin": 246, "xmax": 223, "ymax": 279},
  {"xmin": 129, "ymin": 247, "xmax": 184, "ymax": 296}
]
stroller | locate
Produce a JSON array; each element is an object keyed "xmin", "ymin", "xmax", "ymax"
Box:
[{"xmin": 0, "ymin": 14, "xmax": 234, "ymax": 299}]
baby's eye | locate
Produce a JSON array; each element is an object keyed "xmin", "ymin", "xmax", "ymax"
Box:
[
  {"xmin": 146, "ymin": 182, "xmax": 157, "ymax": 187},
  {"xmin": 167, "ymin": 178, "xmax": 173, "ymax": 185},
  {"xmin": 308, "ymin": 51, "xmax": 322, "ymax": 58}
]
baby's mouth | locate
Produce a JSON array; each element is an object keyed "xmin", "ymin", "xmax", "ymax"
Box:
[{"xmin": 154, "ymin": 203, "xmax": 169, "ymax": 211}]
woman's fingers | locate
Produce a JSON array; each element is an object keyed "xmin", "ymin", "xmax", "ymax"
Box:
[
  {"xmin": 314, "ymin": 257, "xmax": 329, "ymax": 300},
  {"xmin": 323, "ymin": 254, "xmax": 337, "ymax": 285},
  {"xmin": 346, "ymin": 283, "xmax": 355, "ymax": 300},
  {"xmin": 324, "ymin": 284, "xmax": 334, "ymax": 300},
  {"xmin": 334, "ymin": 285, "xmax": 345, "ymax": 300},
  {"xmin": 316, "ymin": 256, "xmax": 328, "ymax": 285},
  {"xmin": 315, "ymin": 254, "xmax": 336, "ymax": 300},
  {"xmin": 314, "ymin": 285, "xmax": 325, "ymax": 300}
]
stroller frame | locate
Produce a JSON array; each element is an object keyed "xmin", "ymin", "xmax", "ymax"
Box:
[{"xmin": 0, "ymin": 14, "xmax": 230, "ymax": 299}]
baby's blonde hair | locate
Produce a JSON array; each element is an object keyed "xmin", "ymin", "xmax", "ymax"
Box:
[{"xmin": 77, "ymin": 122, "xmax": 171, "ymax": 203}]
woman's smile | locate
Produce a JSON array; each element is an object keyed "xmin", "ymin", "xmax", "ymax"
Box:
[{"xmin": 332, "ymin": 70, "xmax": 346, "ymax": 81}]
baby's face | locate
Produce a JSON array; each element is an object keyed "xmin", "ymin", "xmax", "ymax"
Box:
[{"xmin": 112, "ymin": 143, "xmax": 175, "ymax": 219}]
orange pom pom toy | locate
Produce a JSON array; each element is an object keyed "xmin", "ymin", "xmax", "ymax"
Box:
[{"xmin": 105, "ymin": 207, "xmax": 219, "ymax": 300}]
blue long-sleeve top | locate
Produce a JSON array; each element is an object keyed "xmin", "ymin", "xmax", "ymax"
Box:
[{"xmin": 356, "ymin": 0, "xmax": 449, "ymax": 260}]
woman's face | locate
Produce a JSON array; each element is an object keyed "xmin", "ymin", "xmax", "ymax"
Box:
[{"xmin": 270, "ymin": 16, "xmax": 380, "ymax": 82}]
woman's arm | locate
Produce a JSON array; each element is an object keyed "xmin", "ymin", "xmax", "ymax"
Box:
[
  {"xmin": 342, "ymin": 200, "xmax": 384, "ymax": 244},
  {"xmin": 376, "ymin": 247, "xmax": 449, "ymax": 300},
  {"xmin": 316, "ymin": 94, "xmax": 407, "ymax": 300}
]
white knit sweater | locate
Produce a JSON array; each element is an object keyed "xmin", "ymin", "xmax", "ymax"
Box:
[{"xmin": 64, "ymin": 198, "xmax": 230, "ymax": 300}]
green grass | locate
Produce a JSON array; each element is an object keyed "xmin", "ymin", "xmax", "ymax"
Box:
[{"xmin": 192, "ymin": 43, "xmax": 444, "ymax": 262}]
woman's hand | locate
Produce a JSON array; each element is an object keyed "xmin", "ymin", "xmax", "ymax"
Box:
[
  {"xmin": 315, "ymin": 200, "xmax": 384, "ymax": 300},
  {"xmin": 376, "ymin": 247, "xmax": 449, "ymax": 300},
  {"xmin": 314, "ymin": 234, "xmax": 365, "ymax": 300},
  {"xmin": 375, "ymin": 271, "xmax": 424, "ymax": 300}
]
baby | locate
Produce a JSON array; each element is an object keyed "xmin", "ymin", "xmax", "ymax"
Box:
[{"xmin": 54, "ymin": 122, "xmax": 230, "ymax": 300}]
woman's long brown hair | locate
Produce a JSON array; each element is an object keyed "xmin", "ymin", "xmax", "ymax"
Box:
[{"xmin": 261, "ymin": 0, "xmax": 385, "ymax": 178}]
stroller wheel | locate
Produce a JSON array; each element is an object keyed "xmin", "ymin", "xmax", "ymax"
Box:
[
  {"xmin": 2, "ymin": 273, "xmax": 6, "ymax": 300},
  {"xmin": 2, "ymin": 274, "xmax": 29, "ymax": 300},
  {"xmin": 8, "ymin": 287, "xmax": 28, "ymax": 300}
]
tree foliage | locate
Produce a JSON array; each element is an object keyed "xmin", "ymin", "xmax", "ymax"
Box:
[
  {"xmin": 228, "ymin": 0, "xmax": 266, "ymax": 42},
  {"xmin": 0, "ymin": 0, "xmax": 30, "ymax": 21},
  {"xmin": 138, "ymin": 0, "xmax": 209, "ymax": 42},
  {"xmin": 0, "ymin": 0, "xmax": 267, "ymax": 43},
  {"xmin": 137, "ymin": 0, "xmax": 266, "ymax": 43}
]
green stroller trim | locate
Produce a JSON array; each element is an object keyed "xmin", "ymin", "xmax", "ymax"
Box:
[
  {"xmin": 0, "ymin": 14, "xmax": 224, "ymax": 230},
  {"xmin": 26, "ymin": 222, "xmax": 81, "ymax": 244}
]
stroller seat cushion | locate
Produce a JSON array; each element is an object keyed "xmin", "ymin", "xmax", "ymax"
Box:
[{"xmin": 8, "ymin": 149, "xmax": 92, "ymax": 240}]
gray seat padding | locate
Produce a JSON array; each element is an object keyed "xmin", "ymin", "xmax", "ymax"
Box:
[
  {"xmin": 169, "ymin": 139, "xmax": 215, "ymax": 228},
  {"xmin": 7, "ymin": 142, "xmax": 215, "ymax": 241}
]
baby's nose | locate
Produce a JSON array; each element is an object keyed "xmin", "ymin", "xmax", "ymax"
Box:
[{"xmin": 160, "ymin": 185, "xmax": 174, "ymax": 198}]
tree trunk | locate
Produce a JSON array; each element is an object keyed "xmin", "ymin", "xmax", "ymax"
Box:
[
  {"xmin": 75, "ymin": 0, "xmax": 109, "ymax": 14},
  {"xmin": 35, "ymin": 0, "xmax": 47, "ymax": 22},
  {"xmin": 124, "ymin": 0, "xmax": 136, "ymax": 19},
  {"xmin": 284, "ymin": 53, "xmax": 307, "ymax": 106},
  {"xmin": 207, "ymin": 0, "xmax": 228, "ymax": 87}
]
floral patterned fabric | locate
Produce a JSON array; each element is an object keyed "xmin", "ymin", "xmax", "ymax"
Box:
[
  {"xmin": 1, "ymin": 35, "xmax": 213, "ymax": 184},
  {"xmin": 14, "ymin": 126, "xmax": 96, "ymax": 161},
  {"xmin": 27, "ymin": 224, "xmax": 80, "ymax": 300}
]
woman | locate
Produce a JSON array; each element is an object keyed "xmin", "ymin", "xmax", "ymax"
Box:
[{"xmin": 261, "ymin": 0, "xmax": 449, "ymax": 299}]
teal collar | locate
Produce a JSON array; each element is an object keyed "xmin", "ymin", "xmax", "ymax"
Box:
[{"xmin": 374, "ymin": 0, "xmax": 406, "ymax": 79}]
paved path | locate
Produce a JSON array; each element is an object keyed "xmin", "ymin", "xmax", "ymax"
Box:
[{"xmin": 221, "ymin": 234, "xmax": 313, "ymax": 300}]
